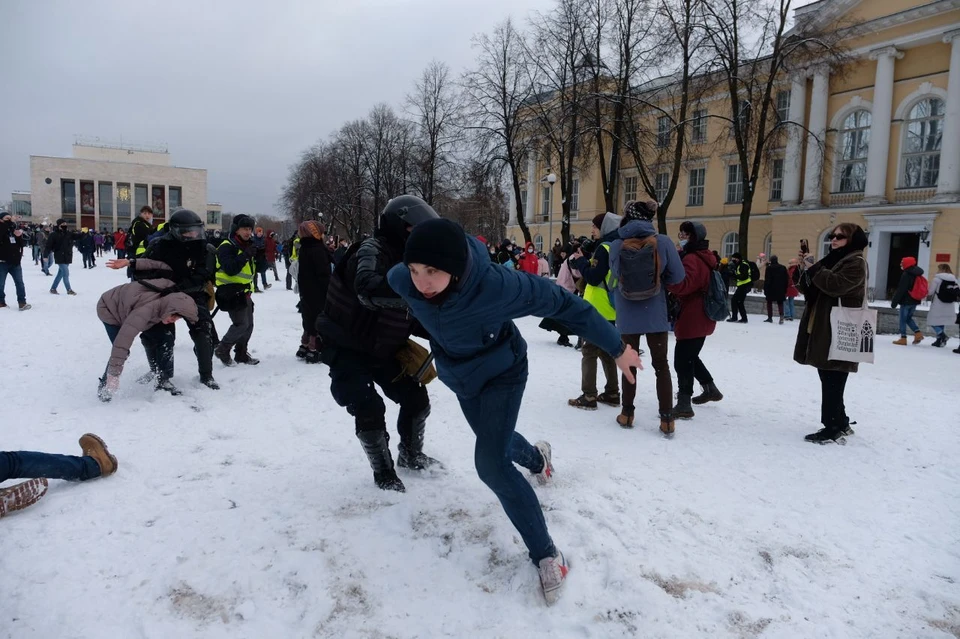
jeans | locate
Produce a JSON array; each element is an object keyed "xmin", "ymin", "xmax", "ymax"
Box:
[
  {"xmin": 457, "ymin": 370, "xmax": 554, "ymax": 564},
  {"xmin": 1, "ymin": 450, "xmax": 101, "ymax": 482},
  {"xmin": 898, "ymin": 305, "xmax": 920, "ymax": 337},
  {"xmin": 116, "ymin": 249, "xmax": 126, "ymax": 259},
  {"xmin": 784, "ymin": 297, "xmax": 796, "ymax": 319},
  {"xmin": 674, "ymin": 337, "xmax": 713, "ymax": 396},
  {"xmin": 621, "ymin": 332, "xmax": 673, "ymax": 418},
  {"xmin": 51, "ymin": 264, "xmax": 72, "ymax": 292},
  {"xmin": 43, "ymin": 253, "xmax": 54, "ymax": 275},
  {"xmin": 31, "ymin": 245, "xmax": 40, "ymax": 263},
  {"xmin": 731, "ymin": 284, "xmax": 750, "ymax": 321},
  {"xmin": 932, "ymin": 325, "xmax": 945, "ymax": 336},
  {"xmin": 0, "ymin": 263, "xmax": 27, "ymax": 304},
  {"xmin": 580, "ymin": 331, "xmax": 619, "ymax": 397},
  {"xmin": 818, "ymin": 369, "xmax": 850, "ymax": 433},
  {"xmin": 259, "ymin": 270, "xmax": 268, "ymax": 288},
  {"xmin": 268, "ymin": 261, "xmax": 279, "ymax": 281}
]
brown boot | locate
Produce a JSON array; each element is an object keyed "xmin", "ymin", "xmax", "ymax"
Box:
[
  {"xmin": 0, "ymin": 478, "xmax": 49, "ymax": 518},
  {"xmin": 659, "ymin": 413, "xmax": 675, "ymax": 437},
  {"xmin": 912, "ymin": 331, "xmax": 924, "ymax": 345},
  {"xmin": 892, "ymin": 337, "xmax": 907, "ymax": 345},
  {"xmin": 79, "ymin": 433, "xmax": 118, "ymax": 478},
  {"xmin": 616, "ymin": 413, "xmax": 634, "ymax": 429}
]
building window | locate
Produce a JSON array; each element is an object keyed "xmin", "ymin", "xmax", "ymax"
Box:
[
  {"xmin": 837, "ymin": 109, "xmax": 871, "ymax": 193},
  {"xmin": 722, "ymin": 231, "xmax": 739, "ymax": 257},
  {"xmin": 98, "ymin": 182, "xmax": 113, "ymax": 220},
  {"xmin": 732, "ymin": 102, "xmax": 751, "ymax": 136},
  {"xmin": 80, "ymin": 181, "xmax": 95, "ymax": 216},
  {"xmin": 691, "ymin": 109, "xmax": 707, "ymax": 143},
  {"xmin": 12, "ymin": 199, "xmax": 31, "ymax": 217},
  {"xmin": 902, "ymin": 98, "xmax": 944, "ymax": 188},
  {"xmin": 623, "ymin": 175, "xmax": 638, "ymax": 206},
  {"xmin": 61, "ymin": 180, "xmax": 76, "ymax": 216},
  {"xmin": 116, "ymin": 183, "xmax": 131, "ymax": 221},
  {"xmin": 169, "ymin": 186, "xmax": 182, "ymax": 212},
  {"xmin": 135, "ymin": 184, "xmax": 149, "ymax": 211},
  {"xmin": 534, "ymin": 234, "xmax": 543, "ymax": 252},
  {"xmin": 151, "ymin": 186, "xmax": 166, "ymax": 219},
  {"xmin": 763, "ymin": 232, "xmax": 773, "ymax": 258},
  {"xmin": 570, "ymin": 178, "xmax": 580, "ymax": 214},
  {"xmin": 540, "ymin": 186, "xmax": 551, "ymax": 221},
  {"xmin": 770, "ymin": 158, "xmax": 784, "ymax": 201},
  {"xmin": 820, "ymin": 229, "xmax": 833, "ymax": 259},
  {"xmin": 776, "ymin": 90, "xmax": 791, "ymax": 122},
  {"xmin": 726, "ymin": 164, "xmax": 743, "ymax": 204},
  {"xmin": 206, "ymin": 210, "xmax": 221, "ymax": 226},
  {"xmin": 687, "ymin": 168, "xmax": 705, "ymax": 206},
  {"xmin": 657, "ymin": 116, "xmax": 671, "ymax": 148},
  {"xmin": 655, "ymin": 172, "xmax": 670, "ymax": 203}
]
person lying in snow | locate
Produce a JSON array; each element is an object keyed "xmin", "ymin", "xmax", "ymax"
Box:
[
  {"xmin": 96, "ymin": 268, "xmax": 199, "ymax": 401},
  {"xmin": 387, "ymin": 218, "xmax": 642, "ymax": 606},
  {"xmin": 1, "ymin": 434, "xmax": 117, "ymax": 518}
]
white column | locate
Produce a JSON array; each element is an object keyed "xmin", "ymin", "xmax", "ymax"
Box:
[
  {"xmin": 802, "ymin": 68, "xmax": 830, "ymax": 206},
  {"xmin": 781, "ymin": 75, "xmax": 807, "ymax": 206},
  {"xmin": 112, "ymin": 181, "xmax": 118, "ymax": 231},
  {"xmin": 862, "ymin": 47, "xmax": 902, "ymax": 204},
  {"xmin": 935, "ymin": 30, "xmax": 960, "ymax": 199},
  {"xmin": 525, "ymin": 154, "xmax": 536, "ymax": 223}
]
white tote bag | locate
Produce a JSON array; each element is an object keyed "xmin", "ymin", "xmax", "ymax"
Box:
[{"xmin": 828, "ymin": 261, "xmax": 876, "ymax": 364}]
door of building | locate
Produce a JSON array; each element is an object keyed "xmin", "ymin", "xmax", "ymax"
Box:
[{"xmin": 885, "ymin": 232, "xmax": 920, "ymax": 299}]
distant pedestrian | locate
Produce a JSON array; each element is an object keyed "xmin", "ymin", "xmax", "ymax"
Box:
[
  {"xmin": 927, "ymin": 264, "xmax": 959, "ymax": 348},
  {"xmin": 763, "ymin": 255, "xmax": 788, "ymax": 324},
  {"xmin": 891, "ymin": 256, "xmax": 926, "ymax": 345},
  {"xmin": 0, "ymin": 211, "xmax": 30, "ymax": 310}
]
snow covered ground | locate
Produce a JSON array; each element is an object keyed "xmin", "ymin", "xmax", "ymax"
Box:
[{"xmin": 3, "ymin": 261, "xmax": 959, "ymax": 639}]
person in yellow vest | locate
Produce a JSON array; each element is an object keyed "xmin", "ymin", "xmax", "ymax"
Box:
[
  {"xmin": 214, "ymin": 214, "xmax": 259, "ymax": 366},
  {"xmin": 727, "ymin": 253, "xmax": 752, "ymax": 323},
  {"xmin": 567, "ymin": 212, "xmax": 623, "ymax": 410},
  {"xmin": 129, "ymin": 206, "xmax": 155, "ymax": 256}
]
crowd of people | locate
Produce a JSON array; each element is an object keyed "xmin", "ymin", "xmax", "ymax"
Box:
[{"xmin": 2, "ymin": 194, "xmax": 958, "ymax": 606}]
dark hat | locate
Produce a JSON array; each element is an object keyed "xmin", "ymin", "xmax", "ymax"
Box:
[
  {"xmin": 56, "ymin": 218, "xmax": 67, "ymax": 226},
  {"xmin": 0, "ymin": 210, "xmax": 11, "ymax": 221},
  {"xmin": 623, "ymin": 199, "xmax": 658, "ymax": 221},
  {"xmin": 731, "ymin": 252, "xmax": 742, "ymax": 260},
  {"xmin": 403, "ymin": 218, "xmax": 468, "ymax": 279},
  {"xmin": 232, "ymin": 214, "xmax": 256, "ymax": 231},
  {"xmin": 591, "ymin": 213, "xmax": 606, "ymax": 230}
]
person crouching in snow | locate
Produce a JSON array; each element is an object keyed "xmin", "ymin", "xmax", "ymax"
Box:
[
  {"xmin": 96, "ymin": 277, "xmax": 199, "ymax": 401},
  {"xmin": 387, "ymin": 218, "xmax": 642, "ymax": 606}
]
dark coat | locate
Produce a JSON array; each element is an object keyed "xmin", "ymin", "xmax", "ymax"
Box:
[
  {"xmin": 891, "ymin": 266, "xmax": 924, "ymax": 308},
  {"xmin": 138, "ymin": 235, "xmax": 215, "ymax": 300},
  {"xmin": 297, "ymin": 236, "xmax": 332, "ymax": 315},
  {"xmin": 763, "ymin": 262, "xmax": 789, "ymax": 302},
  {"xmin": 793, "ymin": 250, "xmax": 867, "ymax": 374},
  {"xmin": 667, "ymin": 248, "xmax": 717, "ymax": 340},
  {"xmin": 46, "ymin": 228, "xmax": 78, "ymax": 265},
  {"xmin": 128, "ymin": 217, "xmax": 154, "ymax": 255},
  {"xmin": 0, "ymin": 220, "xmax": 25, "ymax": 265}
]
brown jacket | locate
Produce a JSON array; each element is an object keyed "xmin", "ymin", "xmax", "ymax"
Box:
[
  {"xmin": 793, "ymin": 250, "xmax": 867, "ymax": 374},
  {"xmin": 97, "ymin": 279, "xmax": 199, "ymax": 376}
]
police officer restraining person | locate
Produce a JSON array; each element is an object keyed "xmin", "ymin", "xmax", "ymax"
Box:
[
  {"xmin": 107, "ymin": 209, "xmax": 221, "ymax": 392},
  {"xmin": 317, "ymin": 195, "xmax": 441, "ymax": 492},
  {"xmin": 214, "ymin": 214, "xmax": 259, "ymax": 367}
]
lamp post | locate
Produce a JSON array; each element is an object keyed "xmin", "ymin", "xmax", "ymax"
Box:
[{"xmin": 541, "ymin": 172, "xmax": 557, "ymax": 249}]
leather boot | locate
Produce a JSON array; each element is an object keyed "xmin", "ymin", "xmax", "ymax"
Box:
[
  {"xmin": 674, "ymin": 394, "xmax": 695, "ymax": 419},
  {"xmin": 912, "ymin": 331, "xmax": 924, "ymax": 345},
  {"xmin": 659, "ymin": 412, "xmax": 675, "ymax": 437},
  {"xmin": 357, "ymin": 430, "xmax": 405, "ymax": 492},
  {"xmin": 397, "ymin": 408, "xmax": 442, "ymax": 471},
  {"xmin": 691, "ymin": 382, "xmax": 723, "ymax": 405}
]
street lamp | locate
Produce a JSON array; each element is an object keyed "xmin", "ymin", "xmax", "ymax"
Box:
[{"xmin": 541, "ymin": 173, "xmax": 557, "ymax": 249}]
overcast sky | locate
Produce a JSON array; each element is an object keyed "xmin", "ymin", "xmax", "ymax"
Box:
[{"xmin": 0, "ymin": 0, "xmax": 556, "ymax": 216}]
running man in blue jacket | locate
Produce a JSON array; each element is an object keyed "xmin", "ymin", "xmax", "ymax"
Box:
[{"xmin": 388, "ymin": 218, "xmax": 641, "ymax": 606}]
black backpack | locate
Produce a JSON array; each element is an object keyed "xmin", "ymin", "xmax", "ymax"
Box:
[
  {"xmin": 936, "ymin": 279, "xmax": 960, "ymax": 304},
  {"xmin": 748, "ymin": 261, "xmax": 761, "ymax": 283}
]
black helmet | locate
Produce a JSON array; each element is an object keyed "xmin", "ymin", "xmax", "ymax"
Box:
[
  {"xmin": 168, "ymin": 209, "xmax": 205, "ymax": 242},
  {"xmin": 381, "ymin": 195, "xmax": 439, "ymax": 227}
]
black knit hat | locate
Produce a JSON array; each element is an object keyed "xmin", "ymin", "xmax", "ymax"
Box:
[
  {"xmin": 623, "ymin": 199, "xmax": 658, "ymax": 221},
  {"xmin": 404, "ymin": 218, "xmax": 468, "ymax": 279}
]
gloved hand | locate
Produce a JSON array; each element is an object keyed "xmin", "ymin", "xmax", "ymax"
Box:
[{"xmin": 243, "ymin": 245, "xmax": 257, "ymax": 260}]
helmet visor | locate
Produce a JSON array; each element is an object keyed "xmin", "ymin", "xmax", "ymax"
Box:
[{"xmin": 172, "ymin": 223, "xmax": 205, "ymax": 241}]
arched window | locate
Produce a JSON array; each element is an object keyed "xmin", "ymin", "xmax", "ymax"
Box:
[
  {"xmin": 902, "ymin": 98, "xmax": 944, "ymax": 188},
  {"xmin": 534, "ymin": 234, "xmax": 543, "ymax": 252},
  {"xmin": 763, "ymin": 232, "xmax": 773, "ymax": 258},
  {"xmin": 837, "ymin": 110, "xmax": 871, "ymax": 193},
  {"xmin": 722, "ymin": 232, "xmax": 739, "ymax": 257},
  {"xmin": 819, "ymin": 228, "xmax": 834, "ymax": 260}
]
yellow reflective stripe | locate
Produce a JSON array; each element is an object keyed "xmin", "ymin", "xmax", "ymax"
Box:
[
  {"xmin": 583, "ymin": 242, "xmax": 616, "ymax": 320},
  {"xmin": 215, "ymin": 240, "xmax": 255, "ymax": 291}
]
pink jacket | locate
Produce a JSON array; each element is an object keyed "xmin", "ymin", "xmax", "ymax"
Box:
[{"xmin": 557, "ymin": 259, "xmax": 578, "ymax": 293}]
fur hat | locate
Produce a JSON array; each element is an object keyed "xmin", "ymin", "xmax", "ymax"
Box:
[{"xmin": 298, "ymin": 220, "xmax": 325, "ymax": 240}]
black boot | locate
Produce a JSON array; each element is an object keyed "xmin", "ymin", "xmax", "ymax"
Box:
[
  {"xmin": 200, "ymin": 376, "xmax": 220, "ymax": 390},
  {"xmin": 155, "ymin": 378, "xmax": 183, "ymax": 396},
  {"xmin": 357, "ymin": 430, "xmax": 405, "ymax": 492},
  {"xmin": 804, "ymin": 427, "xmax": 844, "ymax": 444},
  {"xmin": 304, "ymin": 350, "xmax": 321, "ymax": 364},
  {"xmin": 234, "ymin": 344, "xmax": 260, "ymax": 365},
  {"xmin": 691, "ymin": 382, "xmax": 723, "ymax": 405},
  {"xmin": 296, "ymin": 344, "xmax": 309, "ymax": 359},
  {"xmin": 215, "ymin": 343, "xmax": 235, "ymax": 366},
  {"xmin": 397, "ymin": 408, "xmax": 442, "ymax": 471},
  {"xmin": 674, "ymin": 393, "xmax": 694, "ymax": 419}
]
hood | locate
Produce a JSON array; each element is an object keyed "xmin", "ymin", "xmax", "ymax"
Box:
[
  {"xmin": 524, "ymin": 241, "xmax": 535, "ymax": 251},
  {"xmin": 159, "ymin": 292, "xmax": 200, "ymax": 324},
  {"xmin": 905, "ymin": 265, "xmax": 924, "ymax": 276},
  {"xmin": 901, "ymin": 256, "xmax": 917, "ymax": 268},
  {"xmin": 600, "ymin": 212, "xmax": 623, "ymax": 238},
  {"xmin": 619, "ymin": 219, "xmax": 656, "ymax": 240},
  {"xmin": 935, "ymin": 272, "xmax": 957, "ymax": 282}
]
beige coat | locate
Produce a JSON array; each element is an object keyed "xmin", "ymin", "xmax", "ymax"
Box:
[{"xmin": 97, "ymin": 279, "xmax": 199, "ymax": 376}]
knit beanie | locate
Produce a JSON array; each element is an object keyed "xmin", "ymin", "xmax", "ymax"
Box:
[
  {"xmin": 591, "ymin": 213, "xmax": 606, "ymax": 230},
  {"xmin": 403, "ymin": 218, "xmax": 468, "ymax": 279},
  {"xmin": 298, "ymin": 220, "xmax": 325, "ymax": 240},
  {"xmin": 622, "ymin": 199, "xmax": 658, "ymax": 221}
]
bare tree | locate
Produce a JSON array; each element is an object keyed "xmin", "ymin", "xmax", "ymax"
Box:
[
  {"xmin": 462, "ymin": 18, "xmax": 536, "ymax": 243},
  {"xmin": 406, "ymin": 61, "xmax": 462, "ymax": 206}
]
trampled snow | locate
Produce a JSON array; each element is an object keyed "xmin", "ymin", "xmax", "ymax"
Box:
[{"xmin": 2, "ymin": 262, "xmax": 958, "ymax": 638}]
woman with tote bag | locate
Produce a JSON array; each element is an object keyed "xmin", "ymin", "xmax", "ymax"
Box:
[{"xmin": 793, "ymin": 223, "xmax": 869, "ymax": 444}]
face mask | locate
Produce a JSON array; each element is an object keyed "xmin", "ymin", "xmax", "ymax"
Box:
[
  {"xmin": 528, "ymin": 248, "xmax": 534, "ymax": 253},
  {"xmin": 679, "ymin": 239, "xmax": 688, "ymax": 248}
]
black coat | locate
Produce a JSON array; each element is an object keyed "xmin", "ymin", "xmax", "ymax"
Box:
[
  {"xmin": 137, "ymin": 235, "xmax": 215, "ymax": 300},
  {"xmin": 46, "ymin": 228, "xmax": 78, "ymax": 265},
  {"xmin": 0, "ymin": 221, "xmax": 25, "ymax": 265},
  {"xmin": 297, "ymin": 236, "xmax": 332, "ymax": 313},
  {"xmin": 763, "ymin": 262, "xmax": 789, "ymax": 302},
  {"xmin": 891, "ymin": 266, "xmax": 924, "ymax": 308},
  {"xmin": 128, "ymin": 217, "xmax": 154, "ymax": 255}
]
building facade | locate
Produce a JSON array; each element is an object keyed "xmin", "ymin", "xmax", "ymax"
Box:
[
  {"xmin": 22, "ymin": 140, "xmax": 220, "ymax": 231},
  {"xmin": 508, "ymin": 0, "xmax": 960, "ymax": 300}
]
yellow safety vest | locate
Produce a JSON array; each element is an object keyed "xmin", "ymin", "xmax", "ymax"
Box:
[
  {"xmin": 583, "ymin": 242, "xmax": 616, "ymax": 321},
  {"xmin": 215, "ymin": 239, "xmax": 255, "ymax": 293},
  {"xmin": 291, "ymin": 237, "xmax": 301, "ymax": 261},
  {"xmin": 735, "ymin": 262, "xmax": 752, "ymax": 287}
]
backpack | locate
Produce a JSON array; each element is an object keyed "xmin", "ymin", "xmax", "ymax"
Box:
[
  {"xmin": 936, "ymin": 279, "xmax": 960, "ymax": 304},
  {"xmin": 748, "ymin": 261, "xmax": 761, "ymax": 283},
  {"xmin": 695, "ymin": 253, "xmax": 730, "ymax": 322},
  {"xmin": 909, "ymin": 274, "xmax": 929, "ymax": 301},
  {"xmin": 616, "ymin": 236, "xmax": 661, "ymax": 301}
]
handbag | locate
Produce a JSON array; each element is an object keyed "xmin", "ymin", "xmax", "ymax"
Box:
[{"xmin": 828, "ymin": 259, "xmax": 876, "ymax": 364}]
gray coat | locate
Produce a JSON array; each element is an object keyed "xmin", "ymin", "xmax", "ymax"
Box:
[{"xmin": 927, "ymin": 273, "xmax": 958, "ymax": 326}]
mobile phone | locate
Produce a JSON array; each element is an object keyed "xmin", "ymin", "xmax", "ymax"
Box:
[{"xmin": 800, "ymin": 239, "xmax": 809, "ymax": 254}]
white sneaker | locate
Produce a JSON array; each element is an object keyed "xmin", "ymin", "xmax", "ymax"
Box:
[
  {"xmin": 533, "ymin": 440, "xmax": 553, "ymax": 485},
  {"xmin": 538, "ymin": 550, "xmax": 569, "ymax": 605}
]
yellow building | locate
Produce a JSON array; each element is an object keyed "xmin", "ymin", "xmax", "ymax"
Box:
[{"xmin": 508, "ymin": 0, "xmax": 960, "ymax": 299}]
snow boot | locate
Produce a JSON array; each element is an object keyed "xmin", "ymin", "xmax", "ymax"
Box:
[
  {"xmin": 932, "ymin": 334, "xmax": 947, "ymax": 348},
  {"xmin": 215, "ymin": 344, "xmax": 235, "ymax": 366},
  {"xmin": 913, "ymin": 331, "xmax": 924, "ymax": 345},
  {"xmin": 234, "ymin": 346, "xmax": 260, "ymax": 365},
  {"xmin": 557, "ymin": 335, "xmax": 572, "ymax": 347},
  {"xmin": 804, "ymin": 427, "xmax": 845, "ymax": 444},
  {"xmin": 397, "ymin": 408, "xmax": 443, "ymax": 471},
  {"xmin": 691, "ymin": 382, "xmax": 723, "ymax": 405},
  {"xmin": 764, "ymin": 318, "xmax": 773, "ymax": 323},
  {"xmin": 779, "ymin": 317, "xmax": 784, "ymax": 325},
  {"xmin": 568, "ymin": 394, "xmax": 598, "ymax": 410},
  {"xmin": 79, "ymin": 433, "xmax": 118, "ymax": 477},
  {"xmin": 892, "ymin": 336, "xmax": 907, "ymax": 345},
  {"xmin": 19, "ymin": 302, "xmax": 31, "ymax": 311},
  {"xmin": 357, "ymin": 429, "xmax": 405, "ymax": 492},
  {"xmin": 674, "ymin": 394, "xmax": 694, "ymax": 419},
  {"xmin": 616, "ymin": 413, "xmax": 634, "ymax": 429},
  {"xmin": 659, "ymin": 412, "xmax": 675, "ymax": 438},
  {"xmin": 304, "ymin": 350, "xmax": 321, "ymax": 364},
  {"xmin": 532, "ymin": 441, "xmax": 553, "ymax": 485},
  {"xmin": 296, "ymin": 344, "xmax": 309, "ymax": 359},
  {"xmin": 200, "ymin": 376, "xmax": 220, "ymax": 390},
  {"xmin": 596, "ymin": 391, "xmax": 621, "ymax": 408},
  {"xmin": 0, "ymin": 478, "xmax": 49, "ymax": 519},
  {"xmin": 954, "ymin": 346, "xmax": 960, "ymax": 354},
  {"xmin": 155, "ymin": 378, "xmax": 183, "ymax": 396},
  {"xmin": 538, "ymin": 550, "xmax": 570, "ymax": 606}
]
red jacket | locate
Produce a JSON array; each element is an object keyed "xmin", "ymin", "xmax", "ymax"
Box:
[
  {"xmin": 667, "ymin": 248, "xmax": 718, "ymax": 340},
  {"xmin": 114, "ymin": 230, "xmax": 126, "ymax": 250},
  {"xmin": 265, "ymin": 235, "xmax": 278, "ymax": 262},
  {"xmin": 786, "ymin": 266, "xmax": 799, "ymax": 298},
  {"xmin": 518, "ymin": 243, "xmax": 540, "ymax": 275}
]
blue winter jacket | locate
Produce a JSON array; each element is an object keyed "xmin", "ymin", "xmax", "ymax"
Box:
[
  {"xmin": 388, "ymin": 235, "xmax": 625, "ymax": 399},
  {"xmin": 608, "ymin": 220, "xmax": 685, "ymax": 334}
]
